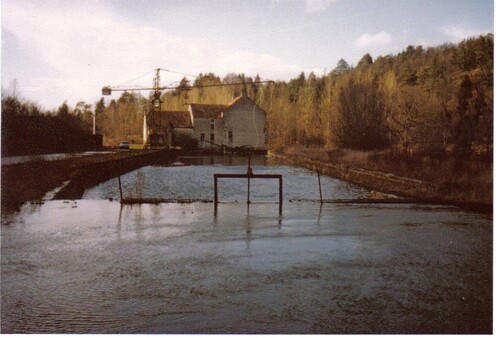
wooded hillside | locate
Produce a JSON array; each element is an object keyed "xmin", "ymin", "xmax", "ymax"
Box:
[
  {"xmin": 2, "ymin": 35, "xmax": 493, "ymax": 156},
  {"xmin": 159, "ymin": 34, "xmax": 493, "ymax": 156}
]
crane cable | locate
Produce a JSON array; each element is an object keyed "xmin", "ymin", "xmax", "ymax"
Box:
[
  {"xmin": 113, "ymin": 68, "xmax": 196, "ymax": 89},
  {"xmin": 159, "ymin": 68, "xmax": 197, "ymax": 78},
  {"xmin": 116, "ymin": 69, "xmax": 157, "ymax": 88}
]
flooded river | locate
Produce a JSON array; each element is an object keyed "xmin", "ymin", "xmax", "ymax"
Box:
[
  {"xmin": 82, "ymin": 155, "xmax": 368, "ymax": 202},
  {"xmin": 1, "ymin": 155, "xmax": 492, "ymax": 333}
]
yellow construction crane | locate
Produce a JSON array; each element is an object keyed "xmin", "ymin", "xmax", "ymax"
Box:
[
  {"xmin": 102, "ymin": 68, "xmax": 274, "ymax": 104},
  {"xmin": 101, "ymin": 68, "xmax": 273, "ymax": 148},
  {"xmin": 102, "ymin": 68, "xmax": 190, "ymax": 109}
]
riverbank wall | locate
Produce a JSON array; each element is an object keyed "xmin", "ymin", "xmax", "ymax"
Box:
[
  {"xmin": 2, "ymin": 150, "xmax": 176, "ymax": 212},
  {"xmin": 269, "ymin": 152, "xmax": 492, "ymax": 213},
  {"xmin": 54, "ymin": 150, "xmax": 177, "ymax": 200}
]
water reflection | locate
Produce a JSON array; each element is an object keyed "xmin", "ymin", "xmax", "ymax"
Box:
[
  {"xmin": 2, "ymin": 155, "xmax": 492, "ymax": 334},
  {"xmin": 213, "ymin": 202, "xmax": 283, "ymax": 236},
  {"xmin": 317, "ymin": 202, "xmax": 323, "ymax": 226},
  {"xmin": 1, "ymin": 198, "xmax": 493, "ymax": 334},
  {"xmin": 117, "ymin": 204, "xmax": 123, "ymax": 239},
  {"xmin": 84, "ymin": 155, "xmax": 370, "ymax": 203},
  {"xmin": 176, "ymin": 154, "xmax": 268, "ymax": 167},
  {"xmin": 245, "ymin": 206, "xmax": 252, "ymax": 251}
]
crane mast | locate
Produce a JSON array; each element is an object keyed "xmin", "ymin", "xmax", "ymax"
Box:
[
  {"xmin": 101, "ymin": 68, "xmax": 274, "ymax": 148},
  {"xmin": 152, "ymin": 68, "xmax": 162, "ymax": 110}
]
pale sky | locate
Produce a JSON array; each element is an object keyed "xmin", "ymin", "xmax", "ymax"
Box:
[{"xmin": 1, "ymin": 0, "xmax": 494, "ymax": 111}]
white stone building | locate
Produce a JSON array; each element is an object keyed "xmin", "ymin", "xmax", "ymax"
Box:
[
  {"xmin": 144, "ymin": 92, "xmax": 267, "ymax": 151},
  {"xmin": 188, "ymin": 92, "xmax": 268, "ymax": 151}
]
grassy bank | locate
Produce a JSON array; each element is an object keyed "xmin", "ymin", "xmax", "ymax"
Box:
[{"xmin": 276, "ymin": 146, "xmax": 492, "ymax": 211}]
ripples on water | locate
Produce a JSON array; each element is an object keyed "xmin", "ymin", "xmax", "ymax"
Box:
[
  {"xmin": 1, "ymin": 155, "xmax": 492, "ymax": 334},
  {"xmin": 83, "ymin": 155, "xmax": 369, "ymax": 202}
]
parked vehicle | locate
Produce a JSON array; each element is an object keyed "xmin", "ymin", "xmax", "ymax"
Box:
[{"xmin": 118, "ymin": 141, "xmax": 130, "ymax": 149}]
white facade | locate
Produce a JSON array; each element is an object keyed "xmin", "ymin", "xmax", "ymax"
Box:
[
  {"xmin": 222, "ymin": 95, "xmax": 267, "ymax": 150},
  {"xmin": 192, "ymin": 117, "xmax": 224, "ymax": 149},
  {"xmin": 188, "ymin": 94, "xmax": 267, "ymax": 151}
]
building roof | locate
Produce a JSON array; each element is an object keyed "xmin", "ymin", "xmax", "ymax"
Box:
[
  {"xmin": 187, "ymin": 93, "xmax": 262, "ymax": 119},
  {"xmin": 153, "ymin": 110, "xmax": 193, "ymax": 129},
  {"xmin": 188, "ymin": 95, "xmax": 244, "ymax": 118},
  {"xmin": 225, "ymin": 95, "xmax": 243, "ymax": 107},
  {"xmin": 189, "ymin": 104, "xmax": 227, "ymax": 119}
]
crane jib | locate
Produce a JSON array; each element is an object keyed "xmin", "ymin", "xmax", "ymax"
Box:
[{"xmin": 101, "ymin": 81, "xmax": 274, "ymax": 95}]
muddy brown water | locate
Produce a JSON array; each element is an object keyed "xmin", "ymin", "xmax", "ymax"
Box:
[{"xmin": 1, "ymin": 155, "xmax": 492, "ymax": 333}]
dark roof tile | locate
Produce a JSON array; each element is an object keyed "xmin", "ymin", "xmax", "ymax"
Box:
[
  {"xmin": 151, "ymin": 110, "xmax": 193, "ymax": 128},
  {"xmin": 189, "ymin": 104, "xmax": 227, "ymax": 119}
]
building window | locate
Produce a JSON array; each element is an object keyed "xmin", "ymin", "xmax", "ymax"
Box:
[
  {"xmin": 228, "ymin": 131, "xmax": 233, "ymax": 141},
  {"xmin": 210, "ymin": 134, "xmax": 215, "ymax": 141},
  {"xmin": 210, "ymin": 124, "xmax": 214, "ymax": 130},
  {"xmin": 200, "ymin": 133, "xmax": 205, "ymax": 141}
]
